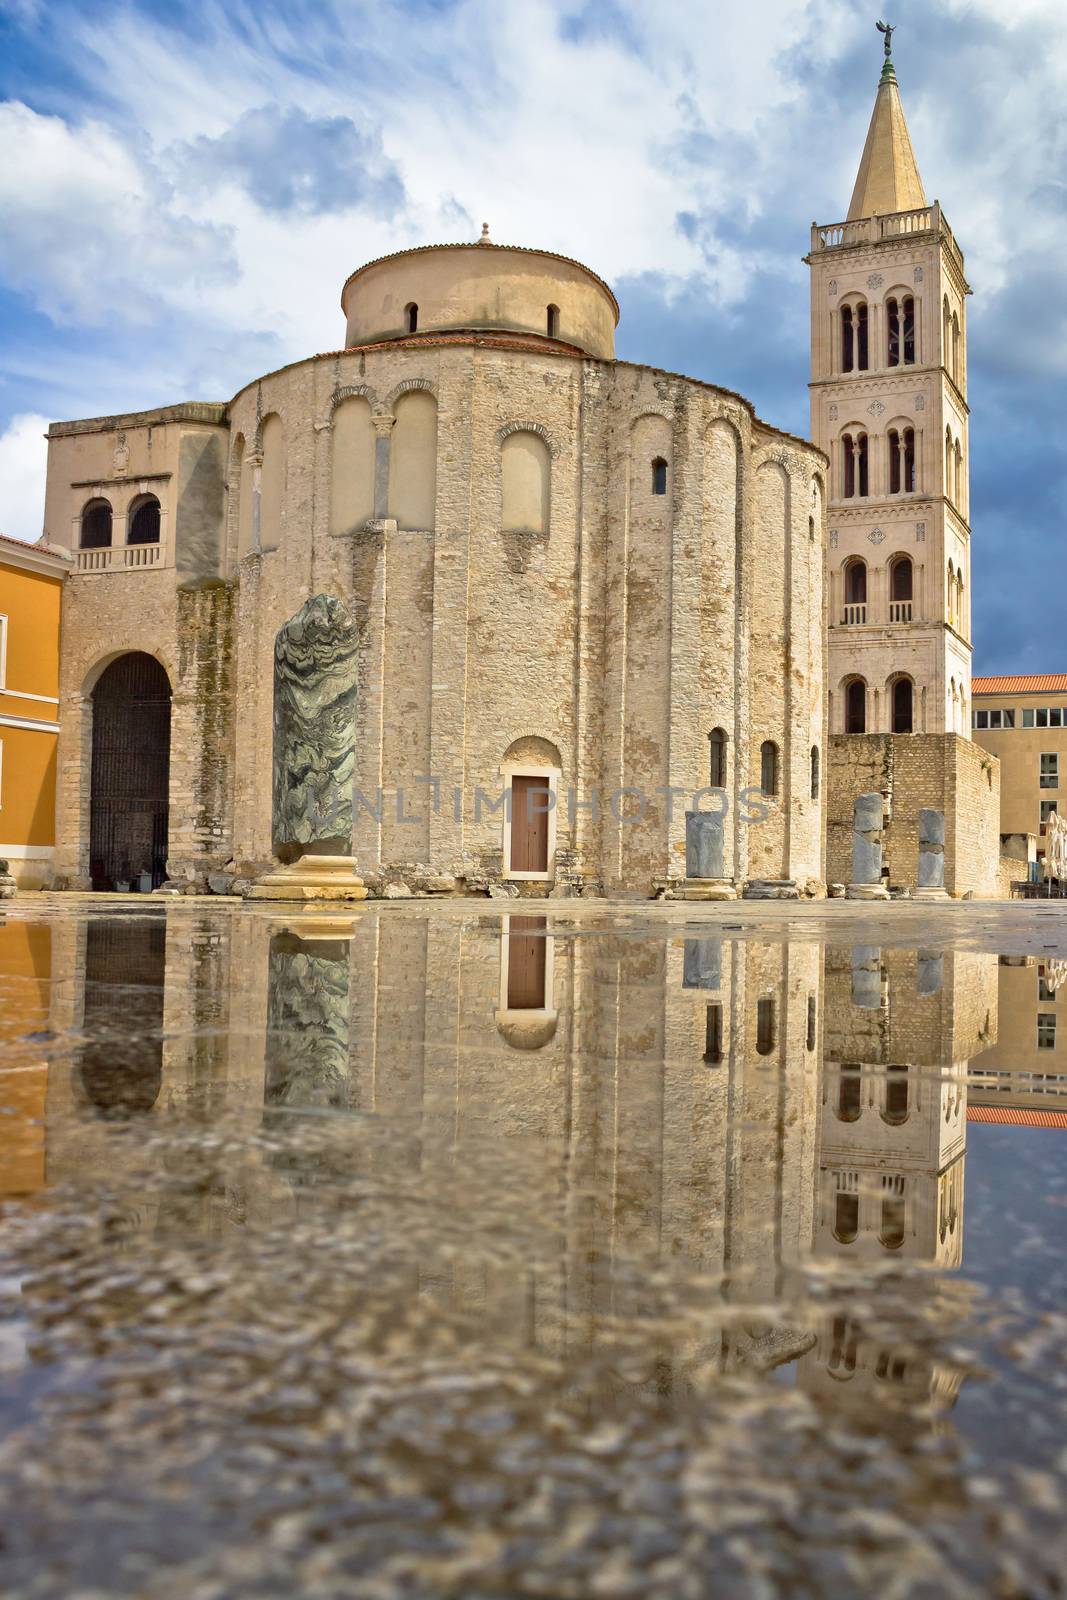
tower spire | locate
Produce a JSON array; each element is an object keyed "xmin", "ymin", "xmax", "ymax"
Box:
[{"xmin": 846, "ymin": 21, "xmax": 926, "ymax": 221}]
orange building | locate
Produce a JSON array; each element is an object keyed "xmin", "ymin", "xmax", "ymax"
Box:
[{"xmin": 0, "ymin": 533, "xmax": 70, "ymax": 887}]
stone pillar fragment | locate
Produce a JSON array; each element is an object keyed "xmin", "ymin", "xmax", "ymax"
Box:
[
  {"xmin": 914, "ymin": 808, "xmax": 949, "ymax": 900},
  {"xmin": 847, "ymin": 791, "xmax": 889, "ymax": 900},
  {"xmin": 683, "ymin": 937, "xmax": 722, "ymax": 991},
  {"xmin": 851, "ymin": 945, "xmax": 882, "ymax": 1009},
  {"xmin": 250, "ymin": 594, "xmax": 367, "ymax": 900},
  {"xmin": 674, "ymin": 810, "xmax": 736, "ymax": 899}
]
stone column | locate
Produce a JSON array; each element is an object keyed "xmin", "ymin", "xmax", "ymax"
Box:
[
  {"xmin": 371, "ymin": 415, "xmax": 395, "ymax": 519},
  {"xmin": 914, "ymin": 807, "xmax": 949, "ymax": 900},
  {"xmin": 677, "ymin": 808, "xmax": 736, "ymax": 900},
  {"xmin": 851, "ymin": 945, "xmax": 882, "ymax": 1009},
  {"xmin": 250, "ymin": 594, "xmax": 367, "ymax": 901},
  {"xmin": 847, "ymin": 791, "xmax": 889, "ymax": 899}
]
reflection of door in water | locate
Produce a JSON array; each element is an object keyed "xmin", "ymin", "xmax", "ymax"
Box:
[
  {"xmin": 507, "ymin": 916, "xmax": 548, "ymax": 1009},
  {"xmin": 509, "ymin": 775, "xmax": 550, "ymax": 874},
  {"xmin": 80, "ymin": 918, "xmax": 166, "ymax": 1116},
  {"xmin": 90, "ymin": 653, "xmax": 171, "ymax": 890}
]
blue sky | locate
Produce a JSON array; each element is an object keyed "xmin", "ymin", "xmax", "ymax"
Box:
[{"xmin": 0, "ymin": 0, "xmax": 1064, "ymax": 672}]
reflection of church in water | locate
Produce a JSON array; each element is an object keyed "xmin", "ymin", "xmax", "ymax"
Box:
[{"xmin": 2, "ymin": 910, "xmax": 1004, "ymax": 1399}]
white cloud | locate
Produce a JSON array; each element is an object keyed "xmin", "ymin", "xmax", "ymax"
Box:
[{"xmin": 0, "ymin": 413, "xmax": 49, "ymax": 542}]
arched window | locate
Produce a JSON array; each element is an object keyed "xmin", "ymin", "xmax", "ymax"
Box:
[
  {"xmin": 842, "ymin": 432, "xmax": 868, "ymax": 498},
  {"xmin": 546, "ymin": 303, "xmax": 560, "ymax": 339},
  {"xmin": 954, "ymin": 439, "xmax": 963, "ymax": 508},
  {"xmin": 957, "ymin": 573, "xmax": 965, "ymax": 635},
  {"xmin": 951, "ymin": 311, "xmax": 960, "ymax": 382},
  {"xmin": 708, "ymin": 727, "xmax": 727, "ymax": 788},
  {"xmin": 892, "ymin": 677, "xmax": 914, "ymax": 734},
  {"xmin": 887, "ymin": 297, "xmax": 900, "ymax": 366},
  {"xmin": 837, "ymin": 1064, "xmax": 862, "ymax": 1120},
  {"xmin": 947, "ymin": 560, "xmax": 955, "ymax": 625},
  {"xmin": 810, "ymin": 744, "xmax": 820, "ymax": 800},
  {"xmin": 943, "ymin": 295, "xmax": 951, "ymax": 369},
  {"xmin": 888, "ymin": 425, "xmax": 916, "ymax": 495},
  {"xmin": 127, "ymin": 494, "xmax": 161, "ymax": 545},
  {"xmin": 80, "ymin": 498, "xmax": 113, "ymax": 549},
  {"xmin": 856, "ymin": 302, "xmax": 869, "ymax": 369},
  {"xmin": 843, "ymin": 557, "xmax": 867, "ymax": 623},
  {"xmin": 651, "ymin": 457, "xmax": 668, "ymax": 496},
  {"xmin": 880, "ymin": 1194, "xmax": 906, "ymax": 1249},
  {"xmin": 405, "ymin": 302, "xmax": 418, "ymax": 334},
  {"xmin": 945, "ymin": 426, "xmax": 953, "ymax": 498},
  {"xmin": 883, "ymin": 1063, "xmax": 909, "ymax": 1124},
  {"xmin": 756, "ymin": 996, "xmax": 776, "ymax": 1056},
  {"xmin": 760, "ymin": 740, "xmax": 779, "ymax": 797},
  {"xmin": 888, "ymin": 427, "xmax": 900, "ymax": 494},
  {"xmin": 902, "ymin": 295, "xmax": 915, "ymax": 364},
  {"xmin": 829, "ymin": 1315, "xmax": 858, "ymax": 1374},
  {"xmin": 889, "ymin": 556, "xmax": 912, "ymax": 622},
  {"xmin": 841, "ymin": 304, "xmax": 854, "ymax": 373},
  {"xmin": 833, "ymin": 1192, "xmax": 859, "ymax": 1244},
  {"xmin": 846, "ymin": 679, "xmax": 867, "ymax": 733},
  {"xmin": 903, "ymin": 425, "xmax": 915, "ymax": 492}
]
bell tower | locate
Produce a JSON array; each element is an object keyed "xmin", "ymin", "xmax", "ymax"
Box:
[{"xmin": 806, "ymin": 25, "xmax": 973, "ymax": 740}]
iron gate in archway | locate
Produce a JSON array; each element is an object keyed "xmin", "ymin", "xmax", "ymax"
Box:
[{"xmin": 89, "ymin": 653, "xmax": 171, "ymax": 891}]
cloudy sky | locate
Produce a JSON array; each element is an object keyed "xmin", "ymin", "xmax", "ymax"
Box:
[{"xmin": 0, "ymin": 0, "xmax": 1064, "ymax": 672}]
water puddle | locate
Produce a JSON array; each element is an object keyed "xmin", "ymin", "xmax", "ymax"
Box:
[{"xmin": 0, "ymin": 902, "xmax": 1064, "ymax": 1596}]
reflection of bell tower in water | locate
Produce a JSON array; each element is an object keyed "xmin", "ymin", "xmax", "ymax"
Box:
[
  {"xmin": 799, "ymin": 945, "xmax": 998, "ymax": 1406},
  {"xmin": 807, "ymin": 27, "xmax": 973, "ymax": 739}
]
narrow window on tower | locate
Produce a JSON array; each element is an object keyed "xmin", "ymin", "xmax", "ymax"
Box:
[
  {"xmin": 887, "ymin": 298, "xmax": 900, "ymax": 367},
  {"xmin": 841, "ymin": 305, "xmax": 854, "ymax": 373},
  {"xmin": 903, "ymin": 426, "xmax": 916, "ymax": 492},
  {"xmin": 546, "ymin": 303, "xmax": 560, "ymax": 339},
  {"xmin": 652, "ymin": 457, "xmax": 668, "ymax": 496},
  {"xmin": 857, "ymin": 432, "xmax": 869, "ymax": 496},
  {"xmin": 405, "ymin": 302, "xmax": 418, "ymax": 333},
  {"xmin": 902, "ymin": 296, "xmax": 915, "ymax": 363},
  {"xmin": 888, "ymin": 428, "xmax": 901, "ymax": 494},
  {"xmin": 842, "ymin": 433, "xmax": 855, "ymax": 498},
  {"xmin": 856, "ymin": 302, "xmax": 869, "ymax": 371}
]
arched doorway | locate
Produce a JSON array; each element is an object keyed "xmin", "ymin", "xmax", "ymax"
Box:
[{"xmin": 90, "ymin": 653, "xmax": 171, "ymax": 890}]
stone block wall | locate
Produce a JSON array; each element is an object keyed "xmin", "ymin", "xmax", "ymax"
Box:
[{"xmin": 826, "ymin": 733, "xmax": 1000, "ymax": 897}]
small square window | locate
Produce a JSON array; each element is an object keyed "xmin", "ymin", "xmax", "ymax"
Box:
[
  {"xmin": 1041, "ymin": 800, "xmax": 1057, "ymax": 824},
  {"xmin": 974, "ymin": 709, "xmax": 989, "ymax": 729},
  {"xmin": 1037, "ymin": 708, "xmax": 1049, "ymax": 728},
  {"xmin": 1038, "ymin": 1013, "xmax": 1056, "ymax": 1050},
  {"xmin": 989, "ymin": 710, "xmax": 1002, "ymax": 729},
  {"xmin": 1023, "ymin": 709, "xmax": 1035, "ymax": 728},
  {"xmin": 1040, "ymin": 754, "xmax": 1059, "ymax": 789},
  {"xmin": 1051, "ymin": 709, "xmax": 1063, "ymax": 728},
  {"xmin": 1003, "ymin": 709, "xmax": 1015, "ymax": 728}
]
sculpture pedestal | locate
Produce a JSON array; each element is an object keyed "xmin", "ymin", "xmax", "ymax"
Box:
[
  {"xmin": 846, "ymin": 883, "xmax": 890, "ymax": 900},
  {"xmin": 673, "ymin": 878, "xmax": 738, "ymax": 901},
  {"xmin": 248, "ymin": 855, "xmax": 369, "ymax": 902},
  {"xmin": 912, "ymin": 886, "xmax": 950, "ymax": 902}
]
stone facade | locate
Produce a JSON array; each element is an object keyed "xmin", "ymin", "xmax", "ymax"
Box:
[
  {"xmin": 826, "ymin": 733, "xmax": 1000, "ymax": 897},
  {"xmin": 44, "ymin": 241, "xmax": 826, "ymax": 898}
]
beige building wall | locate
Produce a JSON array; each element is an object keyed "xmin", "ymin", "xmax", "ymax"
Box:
[
  {"xmin": 971, "ymin": 957, "xmax": 1067, "ymax": 1110},
  {"xmin": 971, "ymin": 681, "xmax": 1067, "ymax": 860}
]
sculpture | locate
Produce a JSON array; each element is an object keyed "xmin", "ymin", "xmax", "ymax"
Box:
[{"xmin": 876, "ymin": 19, "xmax": 895, "ymax": 59}]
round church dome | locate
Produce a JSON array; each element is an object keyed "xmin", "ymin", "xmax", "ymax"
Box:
[{"xmin": 340, "ymin": 238, "xmax": 618, "ymax": 359}]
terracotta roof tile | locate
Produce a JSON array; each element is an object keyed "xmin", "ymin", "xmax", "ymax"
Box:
[
  {"xmin": 972, "ymin": 674, "xmax": 1067, "ymax": 695},
  {"xmin": 967, "ymin": 1104, "xmax": 1067, "ymax": 1127}
]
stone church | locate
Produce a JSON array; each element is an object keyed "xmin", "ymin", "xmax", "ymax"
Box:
[{"xmin": 39, "ymin": 32, "xmax": 998, "ymax": 899}]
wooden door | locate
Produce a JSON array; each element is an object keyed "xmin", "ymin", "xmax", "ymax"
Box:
[
  {"xmin": 510, "ymin": 775, "xmax": 550, "ymax": 874},
  {"xmin": 507, "ymin": 916, "xmax": 548, "ymax": 1009}
]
